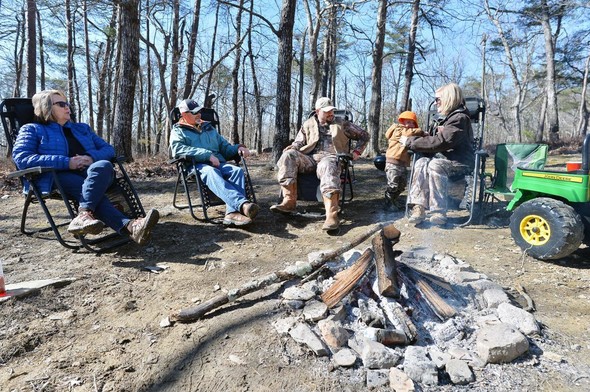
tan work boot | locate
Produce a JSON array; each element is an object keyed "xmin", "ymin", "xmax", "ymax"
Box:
[
  {"xmin": 270, "ymin": 182, "xmax": 297, "ymax": 214},
  {"xmin": 408, "ymin": 204, "xmax": 426, "ymax": 224},
  {"xmin": 322, "ymin": 193, "xmax": 340, "ymax": 231}
]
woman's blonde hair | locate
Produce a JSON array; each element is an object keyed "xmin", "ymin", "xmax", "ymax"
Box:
[
  {"xmin": 435, "ymin": 83, "xmax": 464, "ymax": 115},
  {"xmin": 32, "ymin": 89, "xmax": 67, "ymax": 123}
]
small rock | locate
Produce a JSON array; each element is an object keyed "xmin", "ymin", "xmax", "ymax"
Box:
[
  {"xmin": 159, "ymin": 317, "xmax": 171, "ymax": 328},
  {"xmin": 333, "ymin": 348, "xmax": 357, "ymax": 367},
  {"xmin": 482, "ymin": 288, "xmax": 510, "ymax": 308},
  {"xmin": 497, "ymin": 302, "xmax": 540, "ymax": 336},
  {"xmin": 476, "ymin": 323, "xmax": 529, "ymax": 364},
  {"xmin": 302, "ymin": 300, "xmax": 328, "ymax": 321},
  {"xmin": 403, "ymin": 346, "xmax": 438, "ymax": 386},
  {"xmin": 282, "ymin": 286, "xmax": 316, "ymax": 301},
  {"xmin": 389, "ymin": 367, "xmax": 415, "ymax": 392},
  {"xmin": 289, "ymin": 322, "xmax": 328, "ymax": 356},
  {"xmin": 360, "ymin": 339, "xmax": 401, "ymax": 369},
  {"xmin": 446, "ymin": 359, "xmax": 474, "ymax": 385},
  {"xmin": 318, "ymin": 319, "xmax": 350, "ymax": 348},
  {"xmin": 272, "ymin": 317, "xmax": 299, "ymax": 335}
]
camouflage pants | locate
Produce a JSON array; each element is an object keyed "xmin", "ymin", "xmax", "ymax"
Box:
[
  {"xmin": 407, "ymin": 157, "xmax": 469, "ymax": 213},
  {"xmin": 385, "ymin": 163, "xmax": 407, "ymax": 200},
  {"xmin": 277, "ymin": 149, "xmax": 341, "ymax": 196}
]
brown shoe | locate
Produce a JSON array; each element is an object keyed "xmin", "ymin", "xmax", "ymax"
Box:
[
  {"xmin": 241, "ymin": 202, "xmax": 260, "ymax": 219},
  {"xmin": 223, "ymin": 212, "xmax": 252, "ymax": 226},
  {"xmin": 408, "ymin": 205, "xmax": 426, "ymax": 224},
  {"xmin": 430, "ymin": 212, "xmax": 447, "ymax": 225},
  {"xmin": 127, "ymin": 209, "xmax": 160, "ymax": 245},
  {"xmin": 68, "ymin": 210, "xmax": 105, "ymax": 235}
]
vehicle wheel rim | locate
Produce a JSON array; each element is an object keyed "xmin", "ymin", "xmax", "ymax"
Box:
[{"xmin": 519, "ymin": 214, "xmax": 550, "ymax": 246}]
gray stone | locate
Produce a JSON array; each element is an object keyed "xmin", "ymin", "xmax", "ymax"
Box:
[
  {"xmin": 327, "ymin": 305, "xmax": 347, "ymax": 322},
  {"xmin": 468, "ymin": 279, "xmax": 503, "ymax": 293},
  {"xmin": 447, "ymin": 346, "xmax": 487, "ymax": 369},
  {"xmin": 272, "ymin": 317, "xmax": 299, "ymax": 335},
  {"xmin": 389, "ymin": 367, "xmax": 415, "ymax": 392},
  {"xmin": 476, "ymin": 323, "xmax": 529, "ymax": 364},
  {"xmin": 282, "ymin": 300, "xmax": 304, "ymax": 310},
  {"xmin": 366, "ymin": 369, "xmax": 390, "ymax": 389},
  {"xmin": 360, "ymin": 339, "xmax": 401, "ymax": 369},
  {"xmin": 301, "ymin": 280, "xmax": 320, "ymax": 294},
  {"xmin": 428, "ymin": 346, "xmax": 452, "ymax": 369},
  {"xmin": 333, "ymin": 348, "xmax": 357, "ymax": 367},
  {"xmin": 453, "ymin": 271, "xmax": 484, "ymax": 283},
  {"xmin": 475, "ymin": 313, "xmax": 501, "ymax": 328},
  {"xmin": 317, "ymin": 319, "xmax": 350, "ymax": 348},
  {"xmin": 446, "ymin": 359, "xmax": 474, "ymax": 385},
  {"xmin": 497, "ymin": 302, "xmax": 540, "ymax": 336},
  {"xmin": 302, "ymin": 300, "xmax": 328, "ymax": 322},
  {"xmin": 402, "ymin": 346, "xmax": 438, "ymax": 386},
  {"xmin": 482, "ymin": 288, "xmax": 510, "ymax": 308},
  {"xmin": 289, "ymin": 322, "xmax": 328, "ymax": 356},
  {"xmin": 282, "ymin": 286, "xmax": 316, "ymax": 301}
]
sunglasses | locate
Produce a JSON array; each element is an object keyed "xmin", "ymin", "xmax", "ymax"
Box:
[
  {"xmin": 53, "ymin": 101, "xmax": 70, "ymax": 108},
  {"xmin": 434, "ymin": 97, "xmax": 441, "ymax": 104}
]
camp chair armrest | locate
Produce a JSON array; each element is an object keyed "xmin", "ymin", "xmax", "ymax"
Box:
[
  {"xmin": 475, "ymin": 149, "xmax": 489, "ymax": 158},
  {"xmin": 337, "ymin": 153, "xmax": 352, "ymax": 162},
  {"xmin": 7, "ymin": 166, "xmax": 54, "ymax": 179}
]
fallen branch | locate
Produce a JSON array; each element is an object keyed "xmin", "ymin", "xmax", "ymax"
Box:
[
  {"xmin": 515, "ymin": 283, "xmax": 535, "ymax": 312},
  {"xmin": 170, "ymin": 221, "xmax": 401, "ymax": 323}
]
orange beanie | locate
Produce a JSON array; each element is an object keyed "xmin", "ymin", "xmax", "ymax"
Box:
[{"xmin": 398, "ymin": 111, "xmax": 418, "ymax": 126}]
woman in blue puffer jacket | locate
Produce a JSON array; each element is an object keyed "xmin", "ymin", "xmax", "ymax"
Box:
[{"xmin": 12, "ymin": 90, "xmax": 159, "ymax": 245}]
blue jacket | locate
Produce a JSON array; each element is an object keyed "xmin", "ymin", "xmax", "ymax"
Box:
[
  {"xmin": 12, "ymin": 121, "xmax": 115, "ymax": 194},
  {"xmin": 169, "ymin": 122, "xmax": 239, "ymax": 164}
]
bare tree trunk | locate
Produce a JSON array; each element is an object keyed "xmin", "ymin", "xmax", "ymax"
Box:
[
  {"xmin": 182, "ymin": 0, "xmax": 202, "ymax": 100},
  {"xmin": 96, "ymin": 6, "xmax": 117, "ymax": 138},
  {"xmin": 540, "ymin": 0, "xmax": 559, "ymax": 143},
  {"xmin": 400, "ymin": 0, "xmax": 419, "ymax": 113},
  {"xmin": 231, "ymin": 0, "xmax": 245, "ymax": 144},
  {"xmin": 65, "ymin": 0, "xmax": 76, "ymax": 115},
  {"xmin": 12, "ymin": 13, "xmax": 24, "ymax": 97},
  {"xmin": 272, "ymin": 0, "xmax": 297, "ymax": 162},
  {"xmin": 169, "ymin": 1, "xmax": 181, "ymax": 109},
  {"xmin": 247, "ymin": 0, "xmax": 263, "ymax": 154},
  {"xmin": 25, "ymin": 0, "xmax": 36, "ymax": 97},
  {"xmin": 204, "ymin": 3, "xmax": 221, "ymax": 106},
  {"xmin": 112, "ymin": 0, "xmax": 140, "ymax": 160},
  {"xmin": 303, "ymin": 0, "xmax": 322, "ymax": 105},
  {"xmin": 577, "ymin": 50, "xmax": 590, "ymax": 136},
  {"xmin": 321, "ymin": 4, "xmax": 336, "ymax": 98},
  {"xmin": 296, "ymin": 31, "xmax": 306, "ymax": 132},
  {"xmin": 536, "ymin": 94, "xmax": 547, "ymax": 143},
  {"xmin": 36, "ymin": 8, "xmax": 45, "ymax": 91},
  {"xmin": 145, "ymin": 0, "xmax": 153, "ymax": 155},
  {"xmin": 367, "ymin": 0, "xmax": 387, "ymax": 157},
  {"xmin": 83, "ymin": 0, "xmax": 94, "ymax": 129}
]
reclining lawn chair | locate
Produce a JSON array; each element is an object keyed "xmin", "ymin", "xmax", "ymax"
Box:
[
  {"xmin": 1, "ymin": 97, "xmax": 145, "ymax": 253},
  {"xmin": 404, "ymin": 96, "xmax": 486, "ymax": 226},
  {"xmin": 169, "ymin": 107, "xmax": 256, "ymax": 223},
  {"xmin": 283, "ymin": 109, "xmax": 356, "ymax": 211}
]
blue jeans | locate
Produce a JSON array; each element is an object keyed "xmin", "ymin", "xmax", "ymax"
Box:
[
  {"xmin": 56, "ymin": 160, "xmax": 131, "ymax": 233},
  {"xmin": 195, "ymin": 163, "xmax": 249, "ymax": 214}
]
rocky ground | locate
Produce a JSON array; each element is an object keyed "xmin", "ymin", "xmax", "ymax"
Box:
[{"xmin": 1, "ymin": 154, "xmax": 590, "ymax": 392}]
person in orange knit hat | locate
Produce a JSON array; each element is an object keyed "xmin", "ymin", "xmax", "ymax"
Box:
[{"xmin": 384, "ymin": 111, "xmax": 425, "ymax": 209}]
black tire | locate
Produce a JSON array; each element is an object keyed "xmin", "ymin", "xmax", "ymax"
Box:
[{"xmin": 509, "ymin": 197, "xmax": 584, "ymax": 260}]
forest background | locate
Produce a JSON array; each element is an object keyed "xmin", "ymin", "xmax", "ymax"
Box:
[{"xmin": 0, "ymin": 0, "xmax": 589, "ymax": 163}]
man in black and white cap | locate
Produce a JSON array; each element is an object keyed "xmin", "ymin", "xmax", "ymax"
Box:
[
  {"xmin": 169, "ymin": 99, "xmax": 259, "ymax": 226},
  {"xmin": 270, "ymin": 97, "xmax": 369, "ymax": 231}
]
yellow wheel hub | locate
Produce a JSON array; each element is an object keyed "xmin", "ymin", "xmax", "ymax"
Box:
[{"xmin": 519, "ymin": 214, "xmax": 550, "ymax": 246}]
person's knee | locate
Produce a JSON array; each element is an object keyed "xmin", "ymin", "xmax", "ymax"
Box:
[{"xmin": 88, "ymin": 160, "xmax": 114, "ymax": 175}]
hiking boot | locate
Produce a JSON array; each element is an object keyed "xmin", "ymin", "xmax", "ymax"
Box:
[
  {"xmin": 68, "ymin": 210, "xmax": 105, "ymax": 235},
  {"xmin": 223, "ymin": 212, "xmax": 252, "ymax": 226},
  {"xmin": 241, "ymin": 202, "xmax": 260, "ymax": 219},
  {"xmin": 430, "ymin": 212, "xmax": 447, "ymax": 225},
  {"xmin": 408, "ymin": 205, "xmax": 426, "ymax": 224},
  {"xmin": 127, "ymin": 209, "xmax": 160, "ymax": 245},
  {"xmin": 270, "ymin": 183, "xmax": 297, "ymax": 214},
  {"xmin": 322, "ymin": 193, "xmax": 340, "ymax": 231}
]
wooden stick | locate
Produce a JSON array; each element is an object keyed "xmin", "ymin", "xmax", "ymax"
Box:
[
  {"xmin": 414, "ymin": 278, "xmax": 457, "ymax": 320},
  {"xmin": 170, "ymin": 221, "xmax": 401, "ymax": 323},
  {"xmin": 320, "ymin": 248, "xmax": 374, "ymax": 308},
  {"xmin": 372, "ymin": 230, "xmax": 399, "ymax": 298}
]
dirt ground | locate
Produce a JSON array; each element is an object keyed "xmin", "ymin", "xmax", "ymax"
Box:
[{"xmin": 1, "ymin": 154, "xmax": 590, "ymax": 392}]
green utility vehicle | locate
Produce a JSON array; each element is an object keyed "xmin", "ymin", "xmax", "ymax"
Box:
[{"xmin": 506, "ymin": 135, "xmax": 590, "ymax": 260}]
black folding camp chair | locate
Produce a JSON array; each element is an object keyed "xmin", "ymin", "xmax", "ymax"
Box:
[
  {"xmin": 285, "ymin": 109, "xmax": 356, "ymax": 211},
  {"xmin": 1, "ymin": 98, "xmax": 145, "ymax": 253},
  {"xmin": 404, "ymin": 96, "xmax": 486, "ymax": 226},
  {"xmin": 169, "ymin": 107, "xmax": 256, "ymax": 223}
]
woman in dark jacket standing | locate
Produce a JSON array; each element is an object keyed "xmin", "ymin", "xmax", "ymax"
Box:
[{"xmin": 402, "ymin": 83, "xmax": 474, "ymax": 226}]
